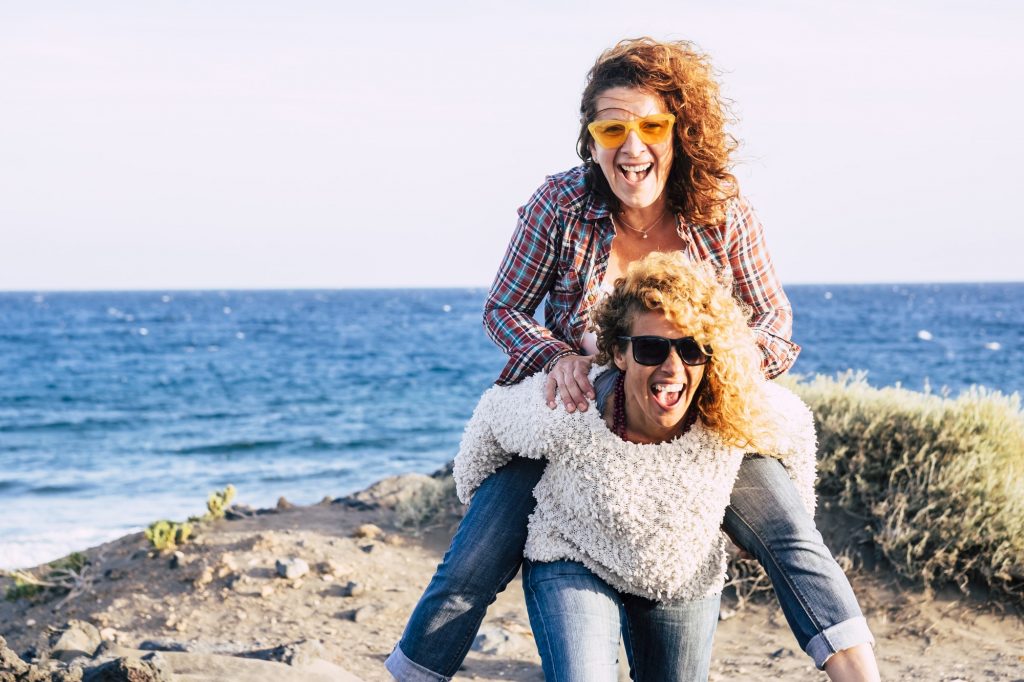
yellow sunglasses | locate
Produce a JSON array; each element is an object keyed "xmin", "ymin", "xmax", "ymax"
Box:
[{"xmin": 587, "ymin": 113, "xmax": 676, "ymax": 148}]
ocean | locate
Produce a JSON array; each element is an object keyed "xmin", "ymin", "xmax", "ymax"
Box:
[{"xmin": 1, "ymin": 283, "xmax": 1021, "ymax": 570}]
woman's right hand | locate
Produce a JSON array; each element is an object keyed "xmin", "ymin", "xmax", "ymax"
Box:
[{"xmin": 544, "ymin": 355, "xmax": 596, "ymax": 412}]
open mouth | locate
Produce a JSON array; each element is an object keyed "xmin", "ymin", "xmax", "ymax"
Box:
[
  {"xmin": 651, "ymin": 382, "xmax": 684, "ymax": 409},
  {"xmin": 619, "ymin": 162, "xmax": 652, "ymax": 183}
]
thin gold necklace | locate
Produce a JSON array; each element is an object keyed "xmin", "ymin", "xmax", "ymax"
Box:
[{"xmin": 614, "ymin": 209, "xmax": 667, "ymax": 239}]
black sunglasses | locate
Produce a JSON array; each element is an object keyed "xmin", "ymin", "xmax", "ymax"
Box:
[{"xmin": 618, "ymin": 335, "xmax": 711, "ymax": 366}]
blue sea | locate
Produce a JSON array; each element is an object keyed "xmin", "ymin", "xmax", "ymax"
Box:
[{"xmin": 1, "ymin": 284, "xmax": 1021, "ymax": 570}]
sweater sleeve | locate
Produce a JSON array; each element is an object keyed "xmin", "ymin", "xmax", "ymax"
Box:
[
  {"xmin": 452, "ymin": 373, "xmax": 558, "ymax": 504},
  {"xmin": 754, "ymin": 382, "xmax": 818, "ymax": 516}
]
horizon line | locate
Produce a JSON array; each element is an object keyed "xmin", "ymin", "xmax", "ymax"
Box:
[{"xmin": 2, "ymin": 279, "xmax": 1023, "ymax": 295}]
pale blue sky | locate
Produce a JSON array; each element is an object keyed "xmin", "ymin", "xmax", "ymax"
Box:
[{"xmin": 2, "ymin": 1, "xmax": 1021, "ymax": 289}]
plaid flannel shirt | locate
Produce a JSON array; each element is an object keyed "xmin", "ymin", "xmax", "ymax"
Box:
[{"xmin": 484, "ymin": 165, "xmax": 800, "ymax": 386}]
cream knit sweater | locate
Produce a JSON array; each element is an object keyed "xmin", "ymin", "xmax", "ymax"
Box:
[{"xmin": 453, "ymin": 367, "xmax": 818, "ymax": 602}]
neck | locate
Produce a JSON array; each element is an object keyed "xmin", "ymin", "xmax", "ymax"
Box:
[{"xmin": 618, "ymin": 197, "xmax": 669, "ymax": 231}]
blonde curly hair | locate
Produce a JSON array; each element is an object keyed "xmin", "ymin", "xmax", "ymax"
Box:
[
  {"xmin": 577, "ymin": 37, "xmax": 739, "ymax": 227},
  {"xmin": 592, "ymin": 253, "xmax": 772, "ymax": 448}
]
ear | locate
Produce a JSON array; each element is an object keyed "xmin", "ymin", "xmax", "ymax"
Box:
[{"xmin": 613, "ymin": 346, "xmax": 628, "ymax": 372}]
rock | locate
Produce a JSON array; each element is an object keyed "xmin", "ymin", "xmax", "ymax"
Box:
[
  {"xmin": 99, "ymin": 628, "xmax": 120, "ymax": 642},
  {"xmin": 718, "ymin": 607, "xmax": 736, "ymax": 621},
  {"xmin": 259, "ymin": 584, "xmax": 276, "ymax": 599},
  {"xmin": 82, "ymin": 652, "xmax": 173, "ymax": 682},
  {"xmin": 275, "ymin": 558, "xmax": 309, "ymax": 580},
  {"xmin": 471, "ymin": 625, "xmax": 522, "ymax": 656},
  {"xmin": 137, "ymin": 639, "xmax": 190, "ymax": 652},
  {"xmin": 0, "ymin": 636, "xmax": 31, "ymax": 676},
  {"xmin": 351, "ymin": 605, "xmax": 377, "ymax": 623},
  {"xmin": 769, "ymin": 647, "xmax": 794, "ymax": 659},
  {"xmin": 314, "ymin": 560, "xmax": 346, "ymax": 578},
  {"xmin": 383, "ymin": 534, "xmax": 405, "ymax": 546},
  {"xmin": 353, "ymin": 524, "xmax": 384, "ymax": 540},
  {"xmin": 53, "ymin": 665, "xmax": 85, "ymax": 682},
  {"xmin": 276, "ymin": 497, "xmax": 295, "ymax": 511},
  {"xmin": 335, "ymin": 581, "xmax": 365, "ymax": 598},
  {"xmin": 104, "ymin": 568, "xmax": 127, "ymax": 581},
  {"xmin": 95, "ymin": 649, "xmax": 363, "ymax": 682},
  {"xmin": 341, "ymin": 473, "xmax": 439, "ymax": 510},
  {"xmin": 51, "ymin": 620, "xmax": 102, "ymax": 662},
  {"xmin": 224, "ymin": 504, "xmax": 259, "ymax": 520},
  {"xmin": 192, "ymin": 565, "xmax": 214, "ymax": 589},
  {"xmin": 359, "ymin": 544, "xmax": 375, "ymax": 554},
  {"xmin": 239, "ymin": 639, "xmax": 326, "ymax": 667}
]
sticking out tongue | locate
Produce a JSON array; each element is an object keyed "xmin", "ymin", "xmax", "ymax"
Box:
[{"xmin": 652, "ymin": 384, "xmax": 683, "ymax": 409}]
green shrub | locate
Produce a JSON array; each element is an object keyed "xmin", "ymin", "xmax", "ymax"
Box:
[
  {"xmin": 393, "ymin": 477, "xmax": 458, "ymax": 531},
  {"xmin": 146, "ymin": 484, "xmax": 235, "ymax": 551},
  {"xmin": 790, "ymin": 372, "xmax": 1024, "ymax": 603},
  {"xmin": 3, "ymin": 551, "xmax": 90, "ymax": 602},
  {"xmin": 144, "ymin": 519, "xmax": 194, "ymax": 551}
]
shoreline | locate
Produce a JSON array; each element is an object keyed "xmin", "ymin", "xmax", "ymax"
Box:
[{"xmin": 2, "ymin": 473, "xmax": 1024, "ymax": 681}]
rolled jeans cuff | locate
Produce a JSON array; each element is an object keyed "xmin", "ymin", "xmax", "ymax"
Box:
[
  {"xmin": 806, "ymin": 615, "xmax": 875, "ymax": 670},
  {"xmin": 385, "ymin": 644, "xmax": 450, "ymax": 682}
]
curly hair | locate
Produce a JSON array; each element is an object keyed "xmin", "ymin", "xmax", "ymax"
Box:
[
  {"xmin": 591, "ymin": 252, "xmax": 773, "ymax": 449},
  {"xmin": 577, "ymin": 37, "xmax": 739, "ymax": 227}
]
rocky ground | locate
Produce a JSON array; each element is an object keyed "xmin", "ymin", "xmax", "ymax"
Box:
[{"xmin": 2, "ymin": 471, "xmax": 1023, "ymax": 681}]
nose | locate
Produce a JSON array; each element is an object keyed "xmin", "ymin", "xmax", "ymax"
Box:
[
  {"xmin": 660, "ymin": 343, "xmax": 686, "ymax": 373},
  {"xmin": 620, "ymin": 129, "xmax": 646, "ymax": 155}
]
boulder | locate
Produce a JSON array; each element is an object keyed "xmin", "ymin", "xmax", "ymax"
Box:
[{"xmin": 51, "ymin": 621, "xmax": 103, "ymax": 662}]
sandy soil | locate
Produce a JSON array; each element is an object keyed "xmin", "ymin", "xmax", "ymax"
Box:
[{"xmin": 2, "ymin": 477, "xmax": 1023, "ymax": 681}]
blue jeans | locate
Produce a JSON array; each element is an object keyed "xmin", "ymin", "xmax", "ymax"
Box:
[
  {"xmin": 386, "ymin": 457, "xmax": 872, "ymax": 680},
  {"xmin": 524, "ymin": 559, "xmax": 719, "ymax": 682}
]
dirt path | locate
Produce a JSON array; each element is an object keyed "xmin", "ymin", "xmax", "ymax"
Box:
[{"xmin": 2, "ymin": 484, "xmax": 1022, "ymax": 680}]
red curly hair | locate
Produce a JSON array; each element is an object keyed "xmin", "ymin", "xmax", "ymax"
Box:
[{"xmin": 577, "ymin": 37, "xmax": 739, "ymax": 227}]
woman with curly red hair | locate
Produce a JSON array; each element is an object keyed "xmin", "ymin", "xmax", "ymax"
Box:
[{"xmin": 387, "ymin": 38, "xmax": 879, "ymax": 681}]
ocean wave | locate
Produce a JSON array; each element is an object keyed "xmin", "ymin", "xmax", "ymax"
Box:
[
  {"xmin": 0, "ymin": 416, "xmax": 137, "ymax": 433},
  {"xmin": 28, "ymin": 482, "xmax": 96, "ymax": 495},
  {"xmin": 173, "ymin": 438, "xmax": 290, "ymax": 455}
]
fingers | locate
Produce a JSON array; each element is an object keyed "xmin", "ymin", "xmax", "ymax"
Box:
[
  {"xmin": 573, "ymin": 363, "xmax": 595, "ymax": 402},
  {"xmin": 545, "ymin": 373, "xmax": 558, "ymax": 409},
  {"xmin": 558, "ymin": 372, "xmax": 587, "ymax": 413},
  {"xmin": 546, "ymin": 355, "xmax": 596, "ymax": 412}
]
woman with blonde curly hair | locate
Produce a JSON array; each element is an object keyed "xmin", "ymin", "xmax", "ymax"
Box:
[
  {"xmin": 388, "ymin": 38, "xmax": 878, "ymax": 681},
  {"xmin": 451, "ymin": 253, "xmax": 818, "ymax": 679}
]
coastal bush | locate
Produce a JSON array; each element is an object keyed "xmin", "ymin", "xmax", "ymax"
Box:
[
  {"xmin": 393, "ymin": 476, "xmax": 458, "ymax": 531},
  {"xmin": 790, "ymin": 372, "xmax": 1024, "ymax": 603}
]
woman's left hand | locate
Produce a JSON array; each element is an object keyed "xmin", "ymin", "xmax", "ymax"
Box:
[{"xmin": 545, "ymin": 354, "xmax": 596, "ymax": 412}]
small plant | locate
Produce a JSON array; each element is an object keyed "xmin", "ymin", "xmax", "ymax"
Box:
[
  {"xmin": 205, "ymin": 484, "xmax": 236, "ymax": 521},
  {"xmin": 3, "ymin": 551, "xmax": 92, "ymax": 604},
  {"xmin": 145, "ymin": 484, "xmax": 236, "ymax": 551},
  {"xmin": 144, "ymin": 519, "xmax": 194, "ymax": 551}
]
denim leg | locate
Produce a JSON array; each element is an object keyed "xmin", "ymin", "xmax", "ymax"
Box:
[
  {"xmin": 522, "ymin": 559, "xmax": 624, "ymax": 682},
  {"xmin": 621, "ymin": 592, "xmax": 719, "ymax": 682},
  {"xmin": 386, "ymin": 457, "xmax": 545, "ymax": 681},
  {"xmin": 723, "ymin": 455, "xmax": 874, "ymax": 669}
]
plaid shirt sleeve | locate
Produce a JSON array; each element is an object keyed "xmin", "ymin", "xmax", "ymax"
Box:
[
  {"xmin": 725, "ymin": 196, "xmax": 801, "ymax": 379},
  {"xmin": 484, "ymin": 180, "xmax": 576, "ymax": 386}
]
